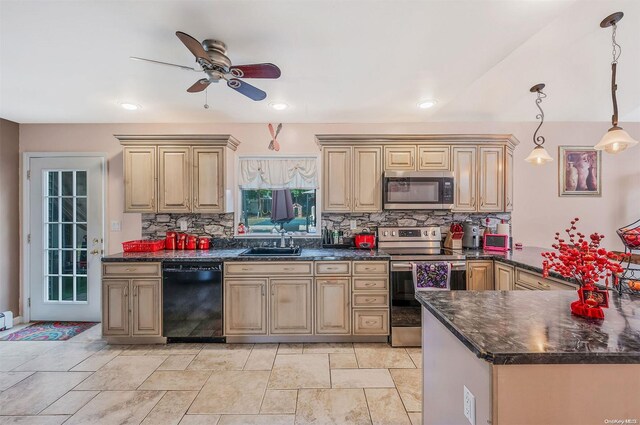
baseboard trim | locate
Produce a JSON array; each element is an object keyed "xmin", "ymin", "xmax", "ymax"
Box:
[{"xmin": 225, "ymin": 335, "xmax": 389, "ymax": 344}]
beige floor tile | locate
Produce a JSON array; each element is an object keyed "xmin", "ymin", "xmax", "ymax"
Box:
[
  {"xmin": 354, "ymin": 343, "xmax": 415, "ymax": 369},
  {"xmin": 329, "ymin": 353, "xmax": 358, "ymax": 369},
  {"xmin": 408, "ymin": 412, "xmax": 422, "ymax": 425},
  {"xmin": 295, "ymin": 388, "xmax": 371, "ymax": 425},
  {"xmin": 244, "ymin": 344, "xmax": 278, "ymax": 370},
  {"xmin": 146, "ymin": 343, "xmax": 204, "ymax": 355},
  {"xmin": 0, "ymin": 355, "xmax": 37, "ymax": 372},
  {"xmin": 365, "ymin": 388, "xmax": 412, "ymax": 425},
  {"xmin": 14, "ymin": 341, "xmax": 105, "ymax": 372},
  {"xmin": 189, "ymin": 370, "xmax": 270, "ymax": 414},
  {"xmin": 0, "ymin": 416, "xmax": 69, "ymax": 425},
  {"xmin": 302, "ymin": 343, "xmax": 354, "ymax": 354},
  {"xmin": 66, "ymin": 323, "xmax": 103, "ymax": 343},
  {"xmin": 40, "ymin": 390, "xmax": 100, "ymax": 415},
  {"xmin": 268, "ymin": 354, "xmax": 330, "ymax": 390},
  {"xmin": 141, "ymin": 390, "xmax": 199, "ymax": 425},
  {"xmin": 139, "ymin": 370, "xmax": 212, "ymax": 391},
  {"xmin": 75, "ymin": 355, "xmax": 166, "ymax": 390},
  {"xmin": 178, "ymin": 415, "xmax": 221, "ymax": 425},
  {"xmin": 158, "ymin": 354, "xmax": 196, "ymax": 371},
  {"xmin": 407, "ymin": 352, "xmax": 421, "ymax": 368},
  {"xmin": 0, "ymin": 372, "xmax": 33, "ymax": 391},
  {"xmin": 390, "ymin": 369, "xmax": 422, "ymax": 412},
  {"xmin": 331, "ymin": 369, "xmax": 395, "ymax": 388},
  {"xmin": 260, "ymin": 389, "xmax": 298, "ymax": 414},
  {"xmin": 70, "ymin": 347, "xmax": 123, "ymax": 372},
  {"xmin": 0, "ymin": 341, "xmax": 61, "ymax": 358},
  {"xmin": 218, "ymin": 415, "xmax": 294, "ymax": 425},
  {"xmin": 277, "ymin": 343, "xmax": 303, "ymax": 354},
  {"xmin": 65, "ymin": 390, "xmax": 165, "ymax": 425},
  {"xmin": 188, "ymin": 344, "xmax": 252, "ymax": 371},
  {"xmin": 119, "ymin": 344, "xmax": 157, "ymax": 355},
  {"xmin": 0, "ymin": 371, "xmax": 90, "ymax": 415}
]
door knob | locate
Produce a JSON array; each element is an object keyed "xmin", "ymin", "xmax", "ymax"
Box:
[{"xmin": 90, "ymin": 249, "xmax": 101, "ymax": 255}]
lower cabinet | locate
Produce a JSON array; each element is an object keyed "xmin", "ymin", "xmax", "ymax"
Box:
[
  {"xmin": 103, "ymin": 280, "xmax": 130, "ymax": 336},
  {"xmin": 494, "ymin": 262, "xmax": 515, "ymax": 291},
  {"xmin": 102, "ymin": 278, "xmax": 162, "ymax": 337},
  {"xmin": 467, "ymin": 260, "xmax": 494, "ymax": 290},
  {"xmin": 224, "ymin": 278, "xmax": 268, "ymax": 335},
  {"xmin": 316, "ymin": 278, "xmax": 351, "ymax": 334},
  {"xmin": 353, "ymin": 309, "xmax": 389, "ymax": 335},
  {"xmin": 270, "ymin": 278, "xmax": 312, "ymax": 334}
]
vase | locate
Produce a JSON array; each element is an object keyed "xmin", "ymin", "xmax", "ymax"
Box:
[
  {"xmin": 570, "ymin": 285, "xmax": 605, "ymax": 320},
  {"xmin": 586, "ymin": 166, "xmax": 597, "ymax": 191},
  {"xmin": 565, "ymin": 163, "xmax": 578, "ymax": 191}
]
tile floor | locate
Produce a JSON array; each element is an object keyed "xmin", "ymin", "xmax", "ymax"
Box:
[{"xmin": 0, "ymin": 324, "xmax": 422, "ymax": 424}]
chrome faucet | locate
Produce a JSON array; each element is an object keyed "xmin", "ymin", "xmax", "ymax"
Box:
[{"xmin": 279, "ymin": 229, "xmax": 287, "ymax": 248}]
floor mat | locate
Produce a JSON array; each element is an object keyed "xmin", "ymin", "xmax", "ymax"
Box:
[{"xmin": 0, "ymin": 321, "xmax": 99, "ymax": 341}]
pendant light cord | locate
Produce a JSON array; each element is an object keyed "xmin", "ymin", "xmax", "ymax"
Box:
[
  {"xmin": 533, "ymin": 90, "xmax": 546, "ymax": 147},
  {"xmin": 610, "ymin": 24, "xmax": 621, "ymax": 127}
]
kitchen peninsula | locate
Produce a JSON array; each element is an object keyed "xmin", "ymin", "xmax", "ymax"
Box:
[{"xmin": 417, "ymin": 290, "xmax": 640, "ymax": 425}]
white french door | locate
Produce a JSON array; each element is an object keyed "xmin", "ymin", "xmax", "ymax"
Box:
[{"xmin": 28, "ymin": 156, "xmax": 104, "ymax": 321}]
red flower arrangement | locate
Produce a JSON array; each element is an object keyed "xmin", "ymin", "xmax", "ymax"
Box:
[{"xmin": 541, "ymin": 218, "xmax": 627, "ymax": 319}]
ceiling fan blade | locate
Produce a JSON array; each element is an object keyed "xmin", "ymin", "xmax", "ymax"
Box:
[
  {"xmin": 130, "ymin": 56, "xmax": 198, "ymax": 71},
  {"xmin": 226, "ymin": 78, "xmax": 267, "ymax": 101},
  {"xmin": 187, "ymin": 78, "xmax": 211, "ymax": 93},
  {"xmin": 229, "ymin": 63, "xmax": 281, "ymax": 79},
  {"xmin": 176, "ymin": 31, "xmax": 212, "ymax": 65}
]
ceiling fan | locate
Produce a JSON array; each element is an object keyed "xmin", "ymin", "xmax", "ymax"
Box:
[{"xmin": 131, "ymin": 31, "xmax": 281, "ymax": 101}]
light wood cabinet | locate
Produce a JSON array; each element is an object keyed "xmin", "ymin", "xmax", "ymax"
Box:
[
  {"xmin": 123, "ymin": 146, "xmax": 156, "ymax": 212},
  {"xmin": 353, "ymin": 147, "xmax": 382, "ymax": 212},
  {"xmin": 453, "ymin": 146, "xmax": 477, "ymax": 212},
  {"xmin": 418, "ymin": 146, "xmax": 451, "ymax": 170},
  {"xmin": 192, "ymin": 147, "xmax": 224, "ymax": 213},
  {"xmin": 467, "ymin": 260, "xmax": 494, "ymax": 291},
  {"xmin": 478, "ymin": 147, "xmax": 504, "ymax": 212},
  {"xmin": 158, "ymin": 146, "xmax": 191, "ymax": 213},
  {"xmin": 494, "ymin": 262, "xmax": 515, "ymax": 291},
  {"xmin": 316, "ymin": 278, "xmax": 351, "ymax": 334},
  {"xmin": 505, "ymin": 148, "xmax": 514, "ymax": 212},
  {"xmin": 353, "ymin": 309, "xmax": 389, "ymax": 335},
  {"xmin": 102, "ymin": 280, "xmax": 130, "ymax": 336},
  {"xmin": 322, "ymin": 147, "xmax": 352, "ymax": 212},
  {"xmin": 224, "ymin": 278, "xmax": 268, "ymax": 335},
  {"xmin": 270, "ymin": 278, "xmax": 312, "ymax": 334},
  {"xmin": 384, "ymin": 146, "xmax": 416, "ymax": 170},
  {"xmin": 514, "ymin": 268, "xmax": 577, "ymax": 291},
  {"xmin": 131, "ymin": 279, "xmax": 161, "ymax": 336}
]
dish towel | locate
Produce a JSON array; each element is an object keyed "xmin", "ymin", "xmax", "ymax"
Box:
[{"xmin": 412, "ymin": 262, "xmax": 451, "ymax": 291}]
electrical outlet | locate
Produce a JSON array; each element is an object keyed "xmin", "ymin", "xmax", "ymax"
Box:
[
  {"xmin": 110, "ymin": 220, "xmax": 121, "ymax": 232},
  {"xmin": 179, "ymin": 221, "xmax": 188, "ymax": 231},
  {"xmin": 463, "ymin": 385, "xmax": 476, "ymax": 425},
  {"xmin": 349, "ymin": 220, "xmax": 357, "ymax": 230}
]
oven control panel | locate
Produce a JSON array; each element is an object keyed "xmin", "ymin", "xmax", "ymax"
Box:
[{"xmin": 379, "ymin": 226, "xmax": 442, "ymax": 242}]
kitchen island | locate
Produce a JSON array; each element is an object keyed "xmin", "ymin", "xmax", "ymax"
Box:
[{"xmin": 416, "ymin": 290, "xmax": 640, "ymax": 425}]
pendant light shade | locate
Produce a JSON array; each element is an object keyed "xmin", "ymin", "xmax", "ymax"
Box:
[
  {"xmin": 525, "ymin": 145, "xmax": 554, "ymax": 165},
  {"xmin": 595, "ymin": 126, "xmax": 639, "ymax": 154}
]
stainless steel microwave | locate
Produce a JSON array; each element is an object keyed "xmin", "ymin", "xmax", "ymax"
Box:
[{"xmin": 382, "ymin": 171, "xmax": 454, "ymax": 210}]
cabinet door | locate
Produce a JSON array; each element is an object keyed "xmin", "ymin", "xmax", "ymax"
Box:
[
  {"xmin": 158, "ymin": 146, "xmax": 191, "ymax": 213},
  {"xmin": 478, "ymin": 147, "xmax": 504, "ymax": 212},
  {"xmin": 505, "ymin": 148, "xmax": 514, "ymax": 212},
  {"xmin": 467, "ymin": 261, "xmax": 494, "ymax": 291},
  {"xmin": 418, "ymin": 146, "xmax": 451, "ymax": 170},
  {"xmin": 322, "ymin": 147, "xmax": 352, "ymax": 212},
  {"xmin": 353, "ymin": 146, "xmax": 382, "ymax": 212},
  {"xmin": 192, "ymin": 147, "xmax": 224, "ymax": 213},
  {"xmin": 224, "ymin": 278, "xmax": 267, "ymax": 335},
  {"xmin": 384, "ymin": 146, "xmax": 416, "ymax": 170},
  {"xmin": 132, "ymin": 279, "xmax": 161, "ymax": 336},
  {"xmin": 315, "ymin": 278, "xmax": 350, "ymax": 334},
  {"xmin": 102, "ymin": 280, "xmax": 130, "ymax": 336},
  {"xmin": 494, "ymin": 262, "xmax": 514, "ymax": 291},
  {"xmin": 123, "ymin": 146, "xmax": 156, "ymax": 213},
  {"xmin": 452, "ymin": 146, "xmax": 477, "ymax": 212},
  {"xmin": 270, "ymin": 278, "xmax": 312, "ymax": 334}
]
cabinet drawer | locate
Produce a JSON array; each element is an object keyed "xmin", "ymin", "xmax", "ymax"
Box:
[
  {"xmin": 515, "ymin": 268, "xmax": 575, "ymax": 291},
  {"xmin": 225, "ymin": 262, "xmax": 313, "ymax": 276},
  {"xmin": 315, "ymin": 261, "xmax": 351, "ymax": 275},
  {"xmin": 353, "ymin": 309, "xmax": 389, "ymax": 335},
  {"xmin": 353, "ymin": 261, "xmax": 388, "ymax": 275},
  {"xmin": 353, "ymin": 277, "xmax": 388, "ymax": 291},
  {"xmin": 352, "ymin": 292, "xmax": 388, "ymax": 307},
  {"xmin": 103, "ymin": 262, "xmax": 161, "ymax": 277}
]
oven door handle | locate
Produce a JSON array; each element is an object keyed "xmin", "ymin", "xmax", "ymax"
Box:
[{"xmin": 391, "ymin": 263, "xmax": 413, "ymax": 271}]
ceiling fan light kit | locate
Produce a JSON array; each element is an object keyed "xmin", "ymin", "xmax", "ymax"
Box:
[
  {"xmin": 417, "ymin": 100, "xmax": 437, "ymax": 109},
  {"xmin": 120, "ymin": 102, "xmax": 141, "ymax": 111},
  {"xmin": 595, "ymin": 12, "xmax": 638, "ymax": 154},
  {"xmin": 269, "ymin": 102, "xmax": 288, "ymax": 111},
  {"xmin": 526, "ymin": 83, "xmax": 553, "ymax": 165}
]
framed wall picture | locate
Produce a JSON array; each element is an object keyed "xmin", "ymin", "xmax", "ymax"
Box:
[{"xmin": 558, "ymin": 146, "xmax": 602, "ymax": 197}]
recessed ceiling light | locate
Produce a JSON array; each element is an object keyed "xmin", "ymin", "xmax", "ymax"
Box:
[
  {"xmin": 120, "ymin": 102, "xmax": 141, "ymax": 111},
  {"xmin": 269, "ymin": 102, "xmax": 288, "ymax": 111},
  {"xmin": 417, "ymin": 100, "xmax": 437, "ymax": 109}
]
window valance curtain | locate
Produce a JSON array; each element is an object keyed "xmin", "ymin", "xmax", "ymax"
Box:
[{"xmin": 238, "ymin": 157, "xmax": 319, "ymax": 189}]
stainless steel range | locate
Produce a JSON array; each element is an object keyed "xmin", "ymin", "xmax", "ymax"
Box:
[{"xmin": 379, "ymin": 226, "xmax": 466, "ymax": 347}]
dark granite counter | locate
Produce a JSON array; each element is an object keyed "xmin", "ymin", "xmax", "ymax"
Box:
[
  {"xmin": 416, "ymin": 290, "xmax": 640, "ymax": 364},
  {"xmin": 102, "ymin": 248, "xmax": 391, "ymax": 262}
]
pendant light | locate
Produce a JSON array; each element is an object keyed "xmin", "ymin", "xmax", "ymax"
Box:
[
  {"xmin": 594, "ymin": 12, "xmax": 638, "ymax": 154},
  {"xmin": 525, "ymin": 84, "xmax": 553, "ymax": 165}
]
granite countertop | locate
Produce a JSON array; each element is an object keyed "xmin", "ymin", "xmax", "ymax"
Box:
[
  {"xmin": 416, "ymin": 290, "xmax": 640, "ymax": 365},
  {"xmin": 102, "ymin": 248, "xmax": 391, "ymax": 262}
]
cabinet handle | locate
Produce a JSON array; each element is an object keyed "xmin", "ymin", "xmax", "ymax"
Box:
[
  {"xmin": 469, "ymin": 269, "xmax": 473, "ymax": 280},
  {"xmin": 365, "ymin": 320, "xmax": 377, "ymax": 326},
  {"xmin": 261, "ymin": 286, "xmax": 265, "ymax": 296},
  {"xmin": 326, "ymin": 267, "xmax": 337, "ymax": 270},
  {"xmin": 124, "ymin": 267, "xmax": 137, "ymax": 272},
  {"xmin": 134, "ymin": 286, "xmax": 137, "ymax": 297},
  {"xmin": 471, "ymin": 197, "xmax": 475, "ymax": 207},
  {"xmin": 537, "ymin": 281, "xmax": 551, "ymax": 289},
  {"xmin": 364, "ymin": 282, "xmax": 375, "ymax": 287},
  {"xmin": 124, "ymin": 287, "xmax": 129, "ymax": 297},
  {"xmin": 241, "ymin": 267, "xmax": 250, "ymax": 271},
  {"xmin": 480, "ymin": 196, "xmax": 484, "ymax": 207},
  {"xmin": 283, "ymin": 267, "xmax": 294, "ymax": 271},
  {"xmin": 365, "ymin": 298, "xmax": 376, "ymax": 303}
]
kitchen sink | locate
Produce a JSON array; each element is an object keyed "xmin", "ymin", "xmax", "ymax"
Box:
[{"xmin": 240, "ymin": 247, "xmax": 302, "ymax": 256}]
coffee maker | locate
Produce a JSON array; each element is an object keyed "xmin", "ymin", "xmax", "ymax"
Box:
[{"xmin": 462, "ymin": 222, "xmax": 480, "ymax": 249}]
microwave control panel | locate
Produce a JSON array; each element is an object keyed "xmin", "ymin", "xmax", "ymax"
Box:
[{"xmin": 442, "ymin": 180, "xmax": 454, "ymax": 203}]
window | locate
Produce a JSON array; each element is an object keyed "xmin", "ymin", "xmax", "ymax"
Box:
[{"xmin": 240, "ymin": 189, "xmax": 317, "ymax": 235}]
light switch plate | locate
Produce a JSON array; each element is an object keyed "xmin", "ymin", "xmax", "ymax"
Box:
[
  {"xmin": 110, "ymin": 220, "xmax": 121, "ymax": 232},
  {"xmin": 349, "ymin": 220, "xmax": 357, "ymax": 230},
  {"xmin": 463, "ymin": 385, "xmax": 476, "ymax": 425}
]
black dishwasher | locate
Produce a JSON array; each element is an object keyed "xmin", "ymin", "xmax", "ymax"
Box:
[{"xmin": 162, "ymin": 262, "xmax": 224, "ymax": 342}]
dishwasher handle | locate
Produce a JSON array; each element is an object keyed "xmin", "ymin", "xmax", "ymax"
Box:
[{"xmin": 163, "ymin": 264, "xmax": 222, "ymax": 273}]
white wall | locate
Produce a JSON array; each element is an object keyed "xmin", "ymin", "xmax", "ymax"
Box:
[{"xmin": 18, "ymin": 121, "xmax": 640, "ymax": 255}]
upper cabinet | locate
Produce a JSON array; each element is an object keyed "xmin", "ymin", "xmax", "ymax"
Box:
[
  {"xmin": 505, "ymin": 148, "xmax": 514, "ymax": 212},
  {"xmin": 353, "ymin": 147, "xmax": 382, "ymax": 212},
  {"xmin": 418, "ymin": 146, "xmax": 451, "ymax": 170},
  {"xmin": 452, "ymin": 146, "xmax": 478, "ymax": 212},
  {"xmin": 322, "ymin": 147, "xmax": 352, "ymax": 212},
  {"xmin": 117, "ymin": 135, "xmax": 239, "ymax": 214},
  {"xmin": 384, "ymin": 146, "xmax": 416, "ymax": 170},
  {"xmin": 453, "ymin": 145, "xmax": 506, "ymax": 213},
  {"xmin": 383, "ymin": 145, "xmax": 451, "ymax": 171},
  {"xmin": 478, "ymin": 147, "xmax": 504, "ymax": 212}
]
